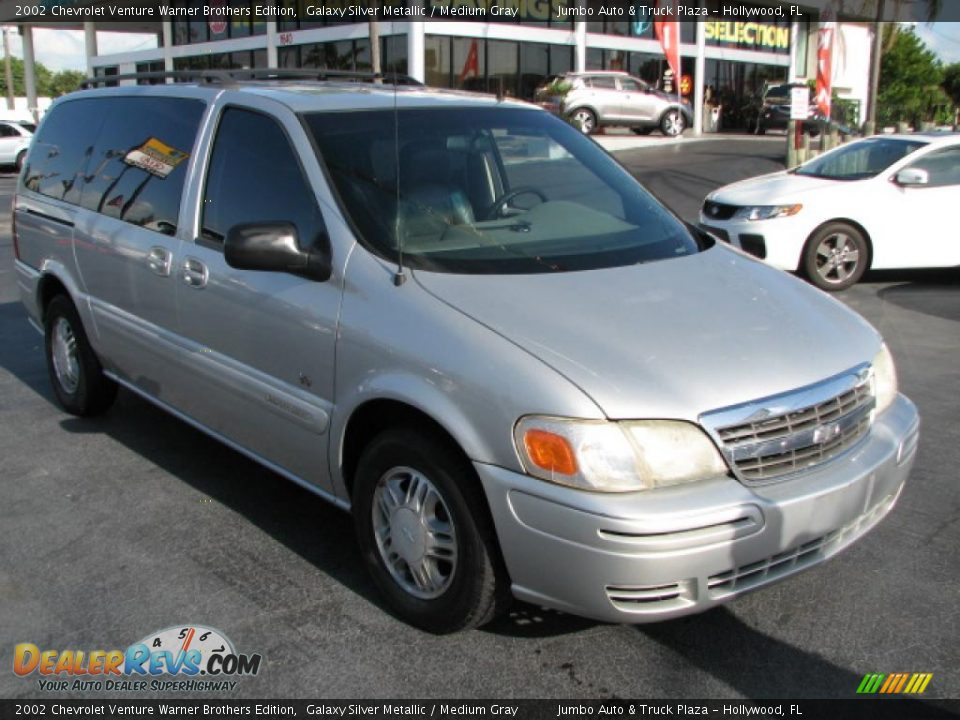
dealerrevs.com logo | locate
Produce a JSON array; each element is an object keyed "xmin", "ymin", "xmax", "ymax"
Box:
[{"xmin": 14, "ymin": 625, "xmax": 262, "ymax": 692}]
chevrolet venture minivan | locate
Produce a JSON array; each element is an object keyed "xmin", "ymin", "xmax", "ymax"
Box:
[{"xmin": 13, "ymin": 71, "xmax": 919, "ymax": 633}]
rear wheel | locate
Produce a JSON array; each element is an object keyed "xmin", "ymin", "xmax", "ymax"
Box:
[
  {"xmin": 660, "ymin": 109, "xmax": 686, "ymax": 137},
  {"xmin": 802, "ymin": 223, "xmax": 868, "ymax": 291},
  {"xmin": 570, "ymin": 108, "xmax": 596, "ymax": 135},
  {"xmin": 44, "ymin": 295, "xmax": 117, "ymax": 416},
  {"xmin": 352, "ymin": 426, "xmax": 510, "ymax": 633}
]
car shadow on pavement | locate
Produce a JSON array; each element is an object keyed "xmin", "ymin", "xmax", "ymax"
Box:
[
  {"xmin": 871, "ymin": 272, "xmax": 960, "ymax": 324},
  {"xmin": 53, "ymin": 387, "xmax": 386, "ymax": 604},
  {"xmin": 636, "ymin": 608, "xmax": 864, "ymax": 697}
]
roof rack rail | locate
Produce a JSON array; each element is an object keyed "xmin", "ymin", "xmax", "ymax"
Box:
[{"xmin": 79, "ymin": 68, "xmax": 423, "ymax": 90}]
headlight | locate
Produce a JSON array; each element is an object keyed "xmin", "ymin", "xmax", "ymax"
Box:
[
  {"xmin": 514, "ymin": 416, "xmax": 728, "ymax": 492},
  {"xmin": 733, "ymin": 204, "xmax": 803, "ymax": 221},
  {"xmin": 873, "ymin": 344, "xmax": 898, "ymax": 414}
]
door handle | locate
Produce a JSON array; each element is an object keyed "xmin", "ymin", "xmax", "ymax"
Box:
[
  {"xmin": 147, "ymin": 246, "xmax": 173, "ymax": 277},
  {"xmin": 181, "ymin": 257, "xmax": 208, "ymax": 289}
]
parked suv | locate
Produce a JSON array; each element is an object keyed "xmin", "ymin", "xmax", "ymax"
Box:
[
  {"xmin": 14, "ymin": 72, "xmax": 918, "ymax": 633},
  {"xmin": 536, "ymin": 71, "xmax": 692, "ymax": 136}
]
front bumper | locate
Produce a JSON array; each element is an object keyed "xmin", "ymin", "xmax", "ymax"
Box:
[
  {"xmin": 698, "ymin": 213, "xmax": 811, "ymax": 271},
  {"xmin": 477, "ymin": 394, "xmax": 919, "ymax": 624}
]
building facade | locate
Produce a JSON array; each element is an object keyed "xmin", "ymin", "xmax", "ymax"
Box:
[{"xmin": 8, "ymin": 1, "xmax": 877, "ymax": 132}]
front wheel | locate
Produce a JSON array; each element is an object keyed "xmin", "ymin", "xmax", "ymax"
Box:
[
  {"xmin": 660, "ymin": 109, "xmax": 686, "ymax": 137},
  {"xmin": 570, "ymin": 108, "xmax": 596, "ymax": 135},
  {"xmin": 802, "ymin": 223, "xmax": 868, "ymax": 291},
  {"xmin": 352, "ymin": 427, "xmax": 510, "ymax": 633},
  {"xmin": 44, "ymin": 295, "xmax": 118, "ymax": 415}
]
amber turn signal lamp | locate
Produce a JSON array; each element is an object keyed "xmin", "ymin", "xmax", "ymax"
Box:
[{"xmin": 523, "ymin": 429, "xmax": 578, "ymax": 476}]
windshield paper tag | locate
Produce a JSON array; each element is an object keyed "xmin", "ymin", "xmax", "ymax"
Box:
[{"xmin": 124, "ymin": 137, "xmax": 189, "ymax": 178}]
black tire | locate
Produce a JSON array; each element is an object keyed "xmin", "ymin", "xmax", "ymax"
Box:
[
  {"xmin": 569, "ymin": 107, "xmax": 596, "ymax": 135},
  {"xmin": 660, "ymin": 108, "xmax": 686, "ymax": 137},
  {"xmin": 631, "ymin": 126, "xmax": 654, "ymax": 135},
  {"xmin": 352, "ymin": 426, "xmax": 510, "ymax": 633},
  {"xmin": 44, "ymin": 294, "xmax": 118, "ymax": 416},
  {"xmin": 802, "ymin": 222, "xmax": 869, "ymax": 291},
  {"xmin": 15, "ymin": 150, "xmax": 26, "ymax": 172}
]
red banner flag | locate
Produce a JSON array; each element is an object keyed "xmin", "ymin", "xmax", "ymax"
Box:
[
  {"xmin": 654, "ymin": 18, "xmax": 681, "ymax": 86},
  {"xmin": 815, "ymin": 22, "xmax": 835, "ymax": 118},
  {"xmin": 459, "ymin": 40, "xmax": 479, "ymax": 85}
]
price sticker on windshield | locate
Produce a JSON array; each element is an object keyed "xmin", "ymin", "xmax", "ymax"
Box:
[
  {"xmin": 124, "ymin": 137, "xmax": 189, "ymax": 178},
  {"xmin": 790, "ymin": 87, "xmax": 809, "ymax": 120}
]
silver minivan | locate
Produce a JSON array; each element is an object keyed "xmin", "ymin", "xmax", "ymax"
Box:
[{"xmin": 13, "ymin": 72, "xmax": 919, "ymax": 633}]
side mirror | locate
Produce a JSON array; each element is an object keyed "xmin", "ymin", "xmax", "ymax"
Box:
[
  {"xmin": 894, "ymin": 167, "xmax": 929, "ymax": 187},
  {"xmin": 224, "ymin": 222, "xmax": 331, "ymax": 282}
]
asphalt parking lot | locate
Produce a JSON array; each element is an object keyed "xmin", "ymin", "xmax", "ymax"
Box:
[{"xmin": 1, "ymin": 137, "xmax": 958, "ymax": 701}]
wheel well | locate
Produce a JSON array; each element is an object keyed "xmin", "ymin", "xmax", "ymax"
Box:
[
  {"xmin": 340, "ymin": 399, "xmax": 471, "ymax": 501},
  {"xmin": 38, "ymin": 275, "xmax": 70, "ymax": 320},
  {"xmin": 800, "ymin": 219, "xmax": 873, "ymax": 273}
]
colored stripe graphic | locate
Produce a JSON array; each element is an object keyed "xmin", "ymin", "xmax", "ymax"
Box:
[
  {"xmin": 857, "ymin": 672, "xmax": 932, "ymax": 694},
  {"xmin": 857, "ymin": 673, "xmax": 885, "ymax": 694}
]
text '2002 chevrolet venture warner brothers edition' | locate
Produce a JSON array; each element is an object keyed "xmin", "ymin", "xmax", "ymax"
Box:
[{"xmin": 13, "ymin": 70, "xmax": 919, "ymax": 633}]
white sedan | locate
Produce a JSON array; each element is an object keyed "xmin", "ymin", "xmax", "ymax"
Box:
[
  {"xmin": 699, "ymin": 133, "xmax": 960, "ymax": 290},
  {"xmin": 0, "ymin": 120, "xmax": 32, "ymax": 172}
]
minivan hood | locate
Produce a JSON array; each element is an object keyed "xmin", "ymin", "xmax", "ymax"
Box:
[
  {"xmin": 709, "ymin": 171, "xmax": 841, "ymax": 205},
  {"xmin": 414, "ymin": 246, "xmax": 879, "ymax": 421}
]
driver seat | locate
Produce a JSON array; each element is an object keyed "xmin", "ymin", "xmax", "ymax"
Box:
[{"xmin": 398, "ymin": 140, "xmax": 475, "ymax": 230}]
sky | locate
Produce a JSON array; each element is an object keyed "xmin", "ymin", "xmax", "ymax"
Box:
[
  {"xmin": 2, "ymin": 21, "xmax": 959, "ymax": 75},
  {"xmin": 5, "ymin": 27, "xmax": 157, "ymax": 72},
  {"xmin": 914, "ymin": 22, "xmax": 960, "ymax": 64}
]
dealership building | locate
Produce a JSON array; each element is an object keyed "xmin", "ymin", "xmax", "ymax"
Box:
[{"xmin": 0, "ymin": 0, "xmax": 907, "ymax": 133}]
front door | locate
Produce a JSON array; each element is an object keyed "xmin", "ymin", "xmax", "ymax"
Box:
[
  {"xmin": 618, "ymin": 77, "xmax": 658, "ymax": 122},
  {"xmin": 172, "ymin": 101, "xmax": 342, "ymax": 491},
  {"xmin": 872, "ymin": 144, "xmax": 960, "ymax": 269}
]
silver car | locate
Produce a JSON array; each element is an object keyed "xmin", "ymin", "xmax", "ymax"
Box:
[
  {"xmin": 14, "ymin": 73, "xmax": 918, "ymax": 633},
  {"xmin": 538, "ymin": 71, "xmax": 692, "ymax": 136}
]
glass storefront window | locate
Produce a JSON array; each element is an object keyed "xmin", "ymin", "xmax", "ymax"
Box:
[
  {"xmin": 425, "ymin": 36, "xmax": 451, "ymax": 89},
  {"xmin": 382, "ymin": 35, "xmax": 408, "ymax": 76},
  {"xmin": 453, "ymin": 37, "xmax": 485, "ymax": 92},
  {"xmin": 486, "ymin": 40, "xmax": 518, "ymax": 96}
]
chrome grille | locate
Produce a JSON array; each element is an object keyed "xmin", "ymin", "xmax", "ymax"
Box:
[{"xmin": 701, "ymin": 365, "xmax": 875, "ymax": 485}]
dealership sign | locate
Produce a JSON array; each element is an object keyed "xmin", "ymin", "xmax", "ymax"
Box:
[{"xmin": 705, "ymin": 21, "xmax": 791, "ymax": 52}]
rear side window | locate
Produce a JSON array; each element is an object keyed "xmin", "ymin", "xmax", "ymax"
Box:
[
  {"xmin": 0, "ymin": 123, "xmax": 19, "ymax": 137},
  {"xmin": 24, "ymin": 99, "xmax": 105, "ymax": 204},
  {"xmin": 200, "ymin": 107, "xmax": 324, "ymax": 249},
  {"xmin": 80, "ymin": 96, "xmax": 204, "ymax": 236}
]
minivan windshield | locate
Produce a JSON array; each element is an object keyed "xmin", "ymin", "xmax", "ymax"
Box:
[
  {"xmin": 794, "ymin": 137, "xmax": 927, "ymax": 181},
  {"xmin": 304, "ymin": 107, "xmax": 701, "ymax": 274}
]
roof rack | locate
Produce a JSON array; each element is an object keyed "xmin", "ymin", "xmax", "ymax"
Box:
[{"xmin": 79, "ymin": 68, "xmax": 424, "ymax": 90}]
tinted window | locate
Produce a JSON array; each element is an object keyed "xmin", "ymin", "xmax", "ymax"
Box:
[
  {"xmin": 0, "ymin": 123, "xmax": 18, "ymax": 137},
  {"xmin": 201, "ymin": 108, "xmax": 324, "ymax": 249},
  {"xmin": 905, "ymin": 146, "xmax": 960, "ymax": 187},
  {"xmin": 795, "ymin": 137, "xmax": 928, "ymax": 181},
  {"xmin": 80, "ymin": 97, "xmax": 204, "ymax": 236},
  {"xmin": 588, "ymin": 76, "xmax": 617, "ymax": 89},
  {"xmin": 24, "ymin": 99, "xmax": 105, "ymax": 203}
]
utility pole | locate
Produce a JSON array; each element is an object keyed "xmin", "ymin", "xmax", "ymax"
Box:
[
  {"xmin": 865, "ymin": 0, "xmax": 885, "ymax": 134},
  {"xmin": 3, "ymin": 27, "xmax": 15, "ymax": 111}
]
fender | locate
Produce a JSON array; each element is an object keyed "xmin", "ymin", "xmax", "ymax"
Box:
[{"xmin": 327, "ymin": 371, "xmax": 502, "ymax": 502}]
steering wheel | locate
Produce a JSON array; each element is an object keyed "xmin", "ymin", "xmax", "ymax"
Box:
[{"xmin": 484, "ymin": 187, "xmax": 548, "ymax": 220}]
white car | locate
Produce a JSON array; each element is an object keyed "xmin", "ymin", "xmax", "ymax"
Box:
[
  {"xmin": 0, "ymin": 120, "xmax": 32, "ymax": 172},
  {"xmin": 699, "ymin": 133, "xmax": 960, "ymax": 290}
]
